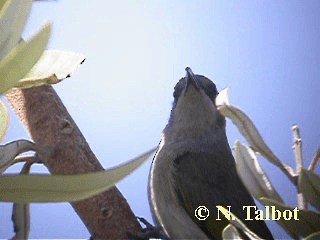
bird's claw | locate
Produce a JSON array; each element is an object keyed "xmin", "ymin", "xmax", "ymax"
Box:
[{"xmin": 127, "ymin": 216, "xmax": 170, "ymax": 240}]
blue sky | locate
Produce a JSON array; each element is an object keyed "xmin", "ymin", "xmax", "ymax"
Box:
[{"xmin": 1, "ymin": 1, "xmax": 320, "ymax": 238}]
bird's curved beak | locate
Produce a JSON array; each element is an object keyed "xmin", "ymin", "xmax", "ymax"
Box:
[{"xmin": 185, "ymin": 67, "xmax": 200, "ymax": 92}]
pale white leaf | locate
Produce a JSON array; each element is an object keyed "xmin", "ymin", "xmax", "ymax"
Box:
[
  {"xmin": 305, "ymin": 231, "xmax": 320, "ymax": 240},
  {"xmin": 0, "ymin": 22, "xmax": 51, "ymax": 94},
  {"xmin": 216, "ymin": 90, "xmax": 294, "ymax": 181},
  {"xmin": 298, "ymin": 169, "xmax": 320, "ymax": 211},
  {"xmin": 222, "ymin": 224, "xmax": 242, "ymax": 239},
  {"xmin": 18, "ymin": 50, "xmax": 86, "ymax": 88},
  {"xmin": 0, "ymin": 147, "xmax": 156, "ymax": 202},
  {"xmin": 215, "ymin": 87, "xmax": 229, "ymax": 106},
  {"xmin": 0, "ymin": 0, "xmax": 32, "ymax": 59},
  {"xmin": 217, "ymin": 104, "xmax": 281, "ymax": 167},
  {"xmin": 0, "ymin": 99, "xmax": 9, "ymax": 141},
  {"xmin": 260, "ymin": 198, "xmax": 320, "ymax": 239},
  {"xmin": 235, "ymin": 141, "xmax": 283, "ymax": 203},
  {"xmin": 0, "ymin": 140, "xmax": 37, "ymax": 173},
  {"xmin": 217, "ymin": 206, "xmax": 262, "ymax": 239}
]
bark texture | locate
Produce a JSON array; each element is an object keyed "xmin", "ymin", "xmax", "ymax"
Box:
[{"xmin": 5, "ymin": 85, "xmax": 141, "ymax": 239}]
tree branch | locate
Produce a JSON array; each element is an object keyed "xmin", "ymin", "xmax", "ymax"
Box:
[
  {"xmin": 308, "ymin": 146, "xmax": 320, "ymax": 172},
  {"xmin": 292, "ymin": 124, "xmax": 306, "ymax": 210},
  {"xmin": 5, "ymin": 85, "xmax": 141, "ymax": 239}
]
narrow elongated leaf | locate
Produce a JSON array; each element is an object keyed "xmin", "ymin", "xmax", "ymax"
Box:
[
  {"xmin": 235, "ymin": 141, "xmax": 283, "ymax": 203},
  {"xmin": 216, "ymin": 89, "xmax": 281, "ymax": 167},
  {"xmin": 305, "ymin": 232, "xmax": 320, "ymax": 240},
  {"xmin": 0, "ymin": 22, "xmax": 51, "ymax": 94},
  {"xmin": 222, "ymin": 224, "xmax": 242, "ymax": 239},
  {"xmin": 0, "ymin": 140, "xmax": 37, "ymax": 173},
  {"xmin": 217, "ymin": 206, "xmax": 262, "ymax": 239},
  {"xmin": 0, "ymin": 99, "xmax": 9, "ymax": 140},
  {"xmin": 0, "ymin": 0, "xmax": 7, "ymax": 9},
  {"xmin": 260, "ymin": 198, "xmax": 320, "ymax": 238},
  {"xmin": 215, "ymin": 87, "xmax": 229, "ymax": 106},
  {"xmin": 216, "ymin": 89, "xmax": 295, "ymax": 181},
  {"xmin": 11, "ymin": 163, "xmax": 31, "ymax": 240},
  {"xmin": 298, "ymin": 169, "xmax": 320, "ymax": 210},
  {"xmin": 17, "ymin": 50, "xmax": 86, "ymax": 89},
  {"xmin": 0, "ymin": 0, "xmax": 32, "ymax": 59},
  {"xmin": 0, "ymin": 147, "xmax": 156, "ymax": 202}
]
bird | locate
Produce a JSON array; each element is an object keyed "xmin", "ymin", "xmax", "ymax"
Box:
[{"xmin": 148, "ymin": 67, "xmax": 274, "ymax": 239}]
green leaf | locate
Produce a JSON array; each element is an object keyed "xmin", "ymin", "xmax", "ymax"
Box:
[
  {"xmin": 0, "ymin": 99, "xmax": 9, "ymax": 141},
  {"xmin": 216, "ymin": 88, "xmax": 295, "ymax": 181},
  {"xmin": 217, "ymin": 206, "xmax": 262, "ymax": 239},
  {"xmin": 222, "ymin": 224, "xmax": 242, "ymax": 239},
  {"xmin": 0, "ymin": 140, "xmax": 37, "ymax": 173},
  {"xmin": 0, "ymin": 147, "xmax": 156, "ymax": 202},
  {"xmin": 234, "ymin": 141, "xmax": 283, "ymax": 203},
  {"xmin": 0, "ymin": 0, "xmax": 7, "ymax": 9},
  {"xmin": 298, "ymin": 169, "xmax": 320, "ymax": 211},
  {"xmin": 0, "ymin": 22, "xmax": 51, "ymax": 94},
  {"xmin": 17, "ymin": 50, "xmax": 86, "ymax": 89},
  {"xmin": 216, "ymin": 89, "xmax": 281, "ymax": 167},
  {"xmin": 0, "ymin": 0, "xmax": 33, "ymax": 59},
  {"xmin": 11, "ymin": 163, "xmax": 31, "ymax": 240},
  {"xmin": 260, "ymin": 198, "xmax": 320, "ymax": 238}
]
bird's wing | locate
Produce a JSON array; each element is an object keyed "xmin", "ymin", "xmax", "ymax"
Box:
[{"xmin": 173, "ymin": 151, "xmax": 273, "ymax": 239}]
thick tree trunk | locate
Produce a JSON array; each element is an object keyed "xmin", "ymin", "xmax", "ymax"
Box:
[{"xmin": 5, "ymin": 85, "xmax": 141, "ymax": 239}]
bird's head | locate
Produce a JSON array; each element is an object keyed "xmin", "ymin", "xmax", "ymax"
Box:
[{"xmin": 168, "ymin": 67, "xmax": 225, "ymax": 131}]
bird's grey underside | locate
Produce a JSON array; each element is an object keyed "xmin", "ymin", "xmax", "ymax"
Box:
[{"xmin": 148, "ymin": 68, "xmax": 273, "ymax": 240}]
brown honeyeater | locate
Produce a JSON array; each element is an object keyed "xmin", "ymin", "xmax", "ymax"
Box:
[{"xmin": 148, "ymin": 67, "xmax": 273, "ymax": 239}]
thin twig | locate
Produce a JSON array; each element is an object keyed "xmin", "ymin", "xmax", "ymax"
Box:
[
  {"xmin": 292, "ymin": 125, "xmax": 307, "ymax": 209},
  {"xmin": 308, "ymin": 146, "xmax": 320, "ymax": 172}
]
